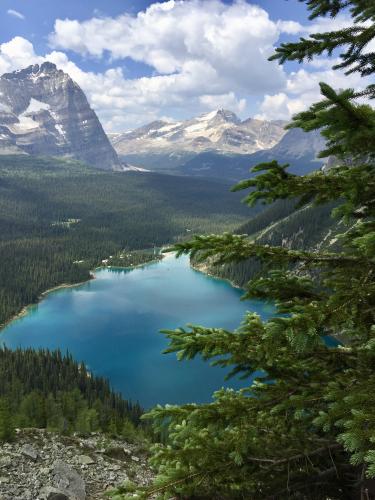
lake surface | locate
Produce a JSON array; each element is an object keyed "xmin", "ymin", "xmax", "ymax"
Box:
[{"xmin": 1, "ymin": 253, "xmax": 273, "ymax": 408}]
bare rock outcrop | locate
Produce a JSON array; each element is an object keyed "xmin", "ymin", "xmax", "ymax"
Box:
[
  {"xmin": 0, "ymin": 63, "xmax": 120, "ymax": 170},
  {"xmin": 0, "ymin": 429, "xmax": 153, "ymax": 500}
]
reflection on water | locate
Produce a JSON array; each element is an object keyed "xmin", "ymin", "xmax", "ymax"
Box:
[{"xmin": 1, "ymin": 254, "xmax": 272, "ymax": 408}]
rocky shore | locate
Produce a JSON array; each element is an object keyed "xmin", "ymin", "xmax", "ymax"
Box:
[{"xmin": 0, "ymin": 429, "xmax": 153, "ymax": 500}]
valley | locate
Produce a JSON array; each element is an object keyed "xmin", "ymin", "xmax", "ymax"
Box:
[
  {"xmin": 0, "ymin": 0, "xmax": 373, "ymax": 497},
  {"xmin": 0, "ymin": 154, "xmax": 252, "ymax": 327},
  {"xmin": 0, "ymin": 62, "xmax": 335, "ymax": 430}
]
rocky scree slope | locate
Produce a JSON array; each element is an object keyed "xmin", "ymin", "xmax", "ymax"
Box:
[
  {"xmin": 0, "ymin": 428, "xmax": 152, "ymax": 500},
  {"xmin": 0, "ymin": 63, "xmax": 120, "ymax": 170}
]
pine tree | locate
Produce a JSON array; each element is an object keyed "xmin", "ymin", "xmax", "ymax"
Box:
[
  {"xmin": 18, "ymin": 391, "xmax": 46, "ymax": 428},
  {"xmin": 110, "ymin": 1, "xmax": 375, "ymax": 499},
  {"xmin": 121, "ymin": 418, "xmax": 139, "ymax": 444},
  {"xmin": 45, "ymin": 393, "xmax": 64, "ymax": 432},
  {"xmin": 75, "ymin": 407, "xmax": 99, "ymax": 436},
  {"xmin": 0, "ymin": 399, "xmax": 14, "ymax": 442}
]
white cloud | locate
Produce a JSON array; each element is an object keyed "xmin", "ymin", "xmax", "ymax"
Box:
[
  {"xmin": 200, "ymin": 92, "xmax": 246, "ymax": 113},
  {"xmin": 1, "ymin": 3, "xmax": 369, "ymax": 130},
  {"xmin": 276, "ymin": 20, "xmax": 303, "ymax": 35},
  {"xmin": 277, "ymin": 13, "xmax": 352, "ymax": 36},
  {"xmin": 255, "ymin": 63, "xmax": 371, "ymax": 121},
  {"xmin": 307, "ymin": 13, "xmax": 352, "ymax": 34},
  {"xmin": 0, "ymin": 37, "xmax": 42, "ymax": 75},
  {"xmin": 49, "ymin": 0, "xmax": 287, "ymax": 93},
  {"xmin": 3, "ymin": 0, "xmax": 295, "ymax": 130},
  {"xmin": 255, "ymin": 93, "xmax": 297, "ymax": 121},
  {"xmin": 7, "ymin": 9, "xmax": 25, "ymax": 20}
]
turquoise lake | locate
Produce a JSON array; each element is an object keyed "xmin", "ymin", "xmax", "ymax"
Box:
[{"xmin": 0, "ymin": 253, "xmax": 273, "ymax": 408}]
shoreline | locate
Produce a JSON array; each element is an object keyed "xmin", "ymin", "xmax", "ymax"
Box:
[
  {"xmin": 0, "ymin": 276, "xmax": 95, "ymax": 332},
  {"xmin": 190, "ymin": 261, "xmax": 243, "ymax": 291},
  {"xmin": 0, "ymin": 253, "xmax": 165, "ymax": 332},
  {"xmin": 1, "ymin": 252, "xmax": 242, "ymax": 333},
  {"xmin": 97, "ymin": 253, "xmax": 164, "ymax": 272}
]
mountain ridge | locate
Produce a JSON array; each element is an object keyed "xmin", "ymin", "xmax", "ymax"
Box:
[
  {"xmin": 178, "ymin": 127, "xmax": 326, "ymax": 180},
  {"xmin": 111, "ymin": 109, "xmax": 287, "ymax": 157}
]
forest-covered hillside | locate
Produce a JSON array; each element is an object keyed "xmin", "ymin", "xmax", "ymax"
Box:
[
  {"xmin": 0, "ymin": 155, "xmax": 252, "ymax": 326},
  {"xmin": 0, "ymin": 347, "xmax": 142, "ymax": 440},
  {"xmin": 193, "ymin": 199, "xmax": 343, "ymax": 287}
]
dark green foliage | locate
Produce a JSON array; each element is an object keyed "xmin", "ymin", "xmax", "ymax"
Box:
[
  {"xmin": 106, "ymin": 249, "xmax": 162, "ymax": 268},
  {"xmin": 0, "ymin": 156, "xmax": 250, "ymax": 325},
  {"xmin": 193, "ymin": 200, "xmax": 340, "ymax": 288},
  {"xmin": 0, "ymin": 399, "xmax": 14, "ymax": 442},
  {"xmin": 0, "ymin": 347, "xmax": 142, "ymax": 435},
  {"xmin": 110, "ymin": 1, "xmax": 375, "ymax": 498}
]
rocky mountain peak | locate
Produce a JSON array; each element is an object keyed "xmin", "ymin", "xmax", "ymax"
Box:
[
  {"xmin": 111, "ymin": 109, "xmax": 286, "ymax": 158},
  {"xmin": 211, "ymin": 108, "xmax": 241, "ymax": 124},
  {"xmin": 0, "ymin": 62, "xmax": 121, "ymax": 170},
  {"xmin": 196, "ymin": 108, "xmax": 241, "ymax": 126},
  {"xmin": 3, "ymin": 62, "xmax": 60, "ymax": 81}
]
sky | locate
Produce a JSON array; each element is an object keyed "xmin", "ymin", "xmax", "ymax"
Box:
[{"xmin": 0, "ymin": 0, "xmax": 366, "ymax": 131}]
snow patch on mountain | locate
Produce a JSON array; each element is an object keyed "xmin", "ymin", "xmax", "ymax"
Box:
[
  {"xmin": 25, "ymin": 98, "xmax": 51, "ymax": 113},
  {"xmin": 111, "ymin": 109, "xmax": 287, "ymax": 157},
  {"xmin": 10, "ymin": 115, "xmax": 39, "ymax": 133}
]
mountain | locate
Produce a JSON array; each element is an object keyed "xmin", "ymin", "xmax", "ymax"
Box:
[
  {"xmin": 0, "ymin": 62, "xmax": 120, "ymax": 170},
  {"xmin": 254, "ymin": 126, "xmax": 326, "ymax": 164},
  {"xmin": 111, "ymin": 109, "xmax": 287, "ymax": 161},
  {"xmin": 111, "ymin": 111, "xmax": 324, "ymax": 180},
  {"xmin": 178, "ymin": 128, "xmax": 326, "ymax": 180}
]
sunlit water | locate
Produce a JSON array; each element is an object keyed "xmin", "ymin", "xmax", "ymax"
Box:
[{"xmin": 1, "ymin": 254, "xmax": 273, "ymax": 407}]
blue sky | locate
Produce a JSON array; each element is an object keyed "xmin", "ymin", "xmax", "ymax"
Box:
[
  {"xmin": 0, "ymin": 0, "xmax": 357, "ymax": 131},
  {"xmin": 1, "ymin": 0, "xmax": 309, "ymax": 74}
]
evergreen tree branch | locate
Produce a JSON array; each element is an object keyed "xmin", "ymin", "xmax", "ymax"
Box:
[{"xmin": 166, "ymin": 233, "xmax": 371, "ymax": 266}]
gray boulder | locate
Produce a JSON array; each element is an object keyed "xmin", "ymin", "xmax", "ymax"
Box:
[
  {"xmin": 76, "ymin": 455, "xmax": 94, "ymax": 465},
  {"xmin": 52, "ymin": 461, "xmax": 86, "ymax": 500},
  {"xmin": 21, "ymin": 444, "xmax": 38, "ymax": 461}
]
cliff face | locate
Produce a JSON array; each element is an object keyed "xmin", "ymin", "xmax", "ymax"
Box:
[{"xmin": 0, "ymin": 63, "xmax": 120, "ymax": 170}]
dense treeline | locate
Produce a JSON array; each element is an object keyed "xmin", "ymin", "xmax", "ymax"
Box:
[
  {"xmin": 0, "ymin": 347, "xmax": 143, "ymax": 441},
  {"xmin": 0, "ymin": 155, "xmax": 251, "ymax": 325},
  {"xmin": 105, "ymin": 249, "xmax": 163, "ymax": 268}
]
